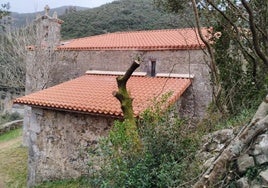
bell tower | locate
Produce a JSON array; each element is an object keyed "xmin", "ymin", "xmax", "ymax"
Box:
[
  {"xmin": 23, "ymin": 5, "xmax": 63, "ymax": 146},
  {"xmin": 35, "ymin": 5, "xmax": 62, "ymax": 50},
  {"xmin": 25, "ymin": 5, "xmax": 63, "ymax": 94}
]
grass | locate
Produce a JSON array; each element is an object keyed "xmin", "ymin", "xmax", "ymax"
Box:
[
  {"xmin": 0, "ymin": 128, "xmax": 28, "ymax": 188},
  {"xmin": 0, "ymin": 128, "xmax": 22, "ymax": 143},
  {"xmin": 35, "ymin": 177, "xmax": 90, "ymax": 188}
]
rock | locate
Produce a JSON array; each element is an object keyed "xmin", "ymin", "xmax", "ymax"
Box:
[
  {"xmin": 253, "ymin": 134, "xmax": 268, "ymax": 165},
  {"xmin": 202, "ymin": 129, "xmax": 234, "ymax": 152},
  {"xmin": 203, "ymin": 156, "xmax": 216, "ymax": 169},
  {"xmin": 236, "ymin": 177, "xmax": 249, "ymax": 188},
  {"xmin": 237, "ymin": 154, "xmax": 255, "ymax": 173},
  {"xmin": 250, "ymin": 184, "xmax": 261, "ymax": 188},
  {"xmin": 204, "ymin": 141, "xmax": 218, "ymax": 152},
  {"xmin": 255, "ymin": 154, "xmax": 268, "ymax": 165},
  {"xmin": 212, "ymin": 129, "xmax": 234, "ymax": 143},
  {"xmin": 259, "ymin": 169, "xmax": 268, "ymax": 185},
  {"xmin": 253, "ymin": 134, "xmax": 268, "ymax": 155}
]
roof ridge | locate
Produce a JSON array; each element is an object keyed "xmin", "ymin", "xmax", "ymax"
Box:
[
  {"xmin": 70, "ymin": 27, "xmax": 207, "ymax": 41},
  {"xmin": 85, "ymin": 70, "xmax": 147, "ymax": 76},
  {"xmin": 85, "ymin": 70, "xmax": 194, "ymax": 79}
]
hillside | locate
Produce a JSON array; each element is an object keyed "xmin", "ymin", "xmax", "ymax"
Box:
[
  {"xmin": 59, "ymin": 0, "xmax": 194, "ymax": 39},
  {"xmin": 10, "ymin": 6, "xmax": 88, "ymax": 28}
]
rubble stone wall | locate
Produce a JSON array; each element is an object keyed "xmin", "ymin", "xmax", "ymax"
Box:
[
  {"xmin": 27, "ymin": 108, "xmax": 115, "ymax": 187},
  {"xmin": 199, "ymin": 129, "xmax": 268, "ymax": 187}
]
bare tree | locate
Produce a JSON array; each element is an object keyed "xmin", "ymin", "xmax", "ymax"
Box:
[{"xmin": 0, "ymin": 25, "xmax": 35, "ymax": 90}]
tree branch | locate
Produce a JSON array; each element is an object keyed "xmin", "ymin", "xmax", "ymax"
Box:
[
  {"xmin": 116, "ymin": 60, "xmax": 140, "ymax": 88},
  {"xmin": 241, "ymin": 0, "xmax": 268, "ymax": 66}
]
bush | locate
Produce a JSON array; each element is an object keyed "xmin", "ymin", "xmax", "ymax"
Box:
[{"xmin": 87, "ymin": 101, "xmax": 200, "ymax": 187}]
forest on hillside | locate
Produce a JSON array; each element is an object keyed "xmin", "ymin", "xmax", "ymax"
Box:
[
  {"xmin": 59, "ymin": 0, "xmax": 194, "ymax": 39},
  {"xmin": 7, "ymin": 0, "xmax": 195, "ymax": 40},
  {"xmin": 10, "ymin": 6, "xmax": 88, "ymax": 28}
]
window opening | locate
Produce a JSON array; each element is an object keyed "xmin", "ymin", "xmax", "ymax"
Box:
[{"xmin": 150, "ymin": 60, "xmax": 156, "ymax": 77}]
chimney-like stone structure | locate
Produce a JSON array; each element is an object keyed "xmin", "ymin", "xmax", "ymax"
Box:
[{"xmin": 23, "ymin": 5, "xmax": 63, "ymax": 146}]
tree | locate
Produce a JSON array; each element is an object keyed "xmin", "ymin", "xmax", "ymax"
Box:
[
  {"xmin": 0, "ymin": 3, "xmax": 9, "ymax": 20},
  {"xmin": 0, "ymin": 25, "xmax": 35, "ymax": 91},
  {"xmin": 112, "ymin": 59, "xmax": 142, "ymax": 153},
  {"xmin": 200, "ymin": 0, "xmax": 268, "ymax": 113},
  {"xmin": 154, "ymin": 0, "xmax": 268, "ymax": 113},
  {"xmin": 154, "ymin": 0, "xmax": 268, "ymax": 186}
]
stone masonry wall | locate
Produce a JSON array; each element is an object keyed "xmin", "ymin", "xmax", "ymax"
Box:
[
  {"xmin": 199, "ymin": 129, "xmax": 268, "ymax": 187},
  {"xmin": 56, "ymin": 49, "xmax": 211, "ymax": 118},
  {"xmin": 27, "ymin": 108, "xmax": 115, "ymax": 187}
]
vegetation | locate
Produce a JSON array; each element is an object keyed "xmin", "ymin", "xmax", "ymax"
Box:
[
  {"xmin": 86, "ymin": 96, "xmax": 201, "ymax": 187},
  {"xmin": 34, "ymin": 178, "xmax": 89, "ymax": 188},
  {"xmin": 0, "ymin": 18, "xmax": 36, "ymax": 94},
  {"xmin": 0, "ymin": 127, "xmax": 22, "ymax": 142},
  {"xmin": 0, "ymin": 128, "xmax": 27, "ymax": 188},
  {"xmin": 59, "ymin": 0, "xmax": 194, "ymax": 39},
  {"xmin": 9, "ymin": 6, "xmax": 88, "ymax": 28},
  {"xmin": 0, "ymin": 108, "xmax": 255, "ymax": 188},
  {"xmin": 155, "ymin": 0, "xmax": 268, "ymax": 115}
]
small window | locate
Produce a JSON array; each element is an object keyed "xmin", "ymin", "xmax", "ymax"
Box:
[{"xmin": 148, "ymin": 60, "xmax": 156, "ymax": 77}]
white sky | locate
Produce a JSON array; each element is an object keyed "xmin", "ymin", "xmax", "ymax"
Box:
[{"xmin": 0, "ymin": 0, "xmax": 115, "ymax": 13}]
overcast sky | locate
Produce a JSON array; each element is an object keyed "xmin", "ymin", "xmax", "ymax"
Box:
[{"xmin": 0, "ymin": 0, "xmax": 115, "ymax": 13}]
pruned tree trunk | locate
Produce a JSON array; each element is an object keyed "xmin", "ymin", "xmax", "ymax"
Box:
[
  {"xmin": 194, "ymin": 94, "xmax": 268, "ymax": 188},
  {"xmin": 113, "ymin": 60, "xmax": 140, "ymax": 124},
  {"xmin": 112, "ymin": 59, "xmax": 142, "ymax": 151}
]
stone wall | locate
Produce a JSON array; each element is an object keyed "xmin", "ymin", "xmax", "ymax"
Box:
[
  {"xmin": 23, "ymin": 12, "xmax": 62, "ymax": 146},
  {"xmin": 199, "ymin": 129, "xmax": 268, "ymax": 187},
  {"xmin": 27, "ymin": 108, "xmax": 115, "ymax": 187},
  {"xmin": 0, "ymin": 119, "xmax": 23, "ymax": 135}
]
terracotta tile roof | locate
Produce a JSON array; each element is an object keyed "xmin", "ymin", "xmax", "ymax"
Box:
[
  {"xmin": 13, "ymin": 73, "xmax": 191, "ymax": 117},
  {"xmin": 57, "ymin": 28, "xmax": 209, "ymax": 51}
]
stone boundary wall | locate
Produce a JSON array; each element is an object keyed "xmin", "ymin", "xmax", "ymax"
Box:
[
  {"xmin": 0, "ymin": 119, "xmax": 23, "ymax": 135},
  {"xmin": 199, "ymin": 129, "xmax": 268, "ymax": 187}
]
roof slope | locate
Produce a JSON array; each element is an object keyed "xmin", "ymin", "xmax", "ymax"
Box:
[
  {"xmin": 14, "ymin": 73, "xmax": 191, "ymax": 117},
  {"xmin": 58, "ymin": 28, "xmax": 209, "ymax": 51}
]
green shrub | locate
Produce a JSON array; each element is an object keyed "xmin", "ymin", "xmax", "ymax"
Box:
[{"xmin": 87, "ymin": 99, "xmax": 200, "ymax": 187}]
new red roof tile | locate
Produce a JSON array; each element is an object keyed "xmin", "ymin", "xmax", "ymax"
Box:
[
  {"xmin": 57, "ymin": 28, "xmax": 210, "ymax": 51},
  {"xmin": 13, "ymin": 73, "xmax": 191, "ymax": 117}
]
